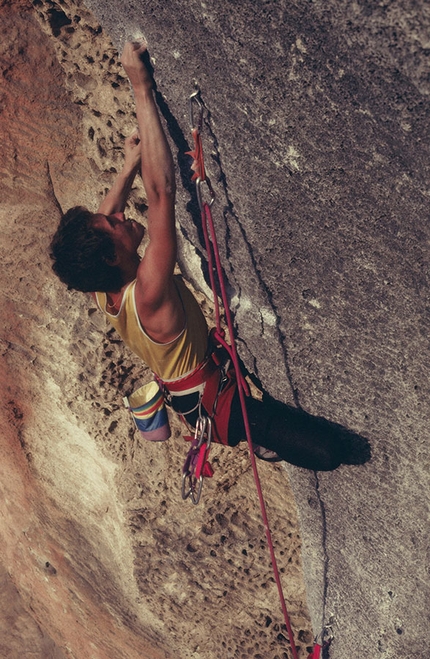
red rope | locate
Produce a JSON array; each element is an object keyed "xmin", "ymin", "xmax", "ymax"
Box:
[
  {"xmin": 187, "ymin": 92, "xmax": 331, "ymax": 659},
  {"xmin": 188, "ymin": 94, "xmax": 299, "ymax": 657},
  {"xmin": 200, "ymin": 199, "xmax": 299, "ymax": 659}
]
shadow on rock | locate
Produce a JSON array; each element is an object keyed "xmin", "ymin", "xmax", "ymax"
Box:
[{"xmin": 259, "ymin": 393, "xmax": 372, "ymax": 471}]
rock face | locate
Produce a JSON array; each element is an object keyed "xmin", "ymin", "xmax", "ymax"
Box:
[
  {"xmin": 1, "ymin": 2, "xmax": 311, "ymax": 658},
  {"xmin": 83, "ymin": 1, "xmax": 429, "ymax": 657},
  {"xmin": 1, "ymin": 0, "xmax": 429, "ymax": 658}
]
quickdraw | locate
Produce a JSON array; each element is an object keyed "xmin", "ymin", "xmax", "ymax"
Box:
[
  {"xmin": 307, "ymin": 625, "xmax": 334, "ymax": 659},
  {"xmin": 179, "ymin": 90, "xmax": 238, "ymax": 507},
  {"xmin": 307, "ymin": 639, "xmax": 332, "ymax": 659},
  {"xmin": 185, "ymin": 89, "xmax": 300, "ymax": 659},
  {"xmin": 181, "ymin": 415, "xmax": 214, "ymax": 505}
]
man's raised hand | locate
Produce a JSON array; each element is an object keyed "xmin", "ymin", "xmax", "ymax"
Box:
[{"xmin": 121, "ymin": 41, "xmax": 153, "ymax": 92}]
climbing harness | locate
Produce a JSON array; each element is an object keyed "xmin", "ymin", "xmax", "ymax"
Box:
[
  {"xmin": 185, "ymin": 89, "xmax": 301, "ymax": 659},
  {"xmin": 156, "ymin": 336, "xmax": 238, "ymax": 503}
]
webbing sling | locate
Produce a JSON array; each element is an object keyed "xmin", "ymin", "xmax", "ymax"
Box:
[{"xmin": 186, "ymin": 90, "xmax": 300, "ymax": 659}]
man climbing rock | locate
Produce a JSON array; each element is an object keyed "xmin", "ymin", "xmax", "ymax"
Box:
[{"xmin": 50, "ymin": 41, "xmax": 369, "ymax": 471}]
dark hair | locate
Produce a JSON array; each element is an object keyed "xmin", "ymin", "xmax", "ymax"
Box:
[{"xmin": 49, "ymin": 206, "xmax": 123, "ymax": 293}]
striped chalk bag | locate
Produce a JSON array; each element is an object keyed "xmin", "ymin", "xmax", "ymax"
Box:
[{"xmin": 124, "ymin": 381, "xmax": 171, "ymax": 442}]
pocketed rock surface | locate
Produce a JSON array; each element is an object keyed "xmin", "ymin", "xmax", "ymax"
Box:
[{"xmin": 0, "ymin": 2, "xmax": 312, "ymax": 658}]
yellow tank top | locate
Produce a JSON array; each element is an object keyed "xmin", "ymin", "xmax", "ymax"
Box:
[{"xmin": 95, "ymin": 276, "xmax": 208, "ymax": 381}]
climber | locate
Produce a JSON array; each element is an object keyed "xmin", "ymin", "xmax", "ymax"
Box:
[{"xmin": 49, "ymin": 41, "xmax": 370, "ymax": 470}]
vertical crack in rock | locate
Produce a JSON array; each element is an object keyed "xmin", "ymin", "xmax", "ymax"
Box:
[
  {"xmin": 314, "ymin": 472, "xmax": 330, "ymax": 639},
  {"xmin": 46, "ymin": 161, "xmax": 63, "ymax": 214},
  {"xmin": 153, "ymin": 86, "xmax": 197, "ymax": 214}
]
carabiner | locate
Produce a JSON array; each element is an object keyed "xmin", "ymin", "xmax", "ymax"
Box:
[
  {"xmin": 189, "ymin": 89, "xmax": 204, "ymax": 132},
  {"xmin": 181, "ymin": 415, "xmax": 213, "ymax": 505},
  {"xmin": 181, "ymin": 469, "xmax": 204, "ymax": 504},
  {"xmin": 314, "ymin": 622, "xmax": 334, "ymax": 648},
  {"xmin": 196, "ymin": 177, "xmax": 216, "ymax": 211}
]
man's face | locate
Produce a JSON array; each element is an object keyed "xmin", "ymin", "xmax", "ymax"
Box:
[{"xmin": 91, "ymin": 212, "xmax": 145, "ymax": 261}]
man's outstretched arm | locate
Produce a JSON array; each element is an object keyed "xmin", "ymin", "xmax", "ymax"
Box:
[
  {"xmin": 97, "ymin": 129, "xmax": 141, "ymax": 216},
  {"xmin": 120, "ymin": 42, "xmax": 178, "ymax": 310}
]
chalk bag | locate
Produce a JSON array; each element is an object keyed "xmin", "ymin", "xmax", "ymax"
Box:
[{"xmin": 124, "ymin": 381, "xmax": 171, "ymax": 442}]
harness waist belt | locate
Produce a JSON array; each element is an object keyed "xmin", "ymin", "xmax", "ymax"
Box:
[
  {"xmin": 156, "ymin": 349, "xmax": 237, "ymax": 446},
  {"xmin": 158, "ymin": 354, "xmax": 219, "ymax": 394}
]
